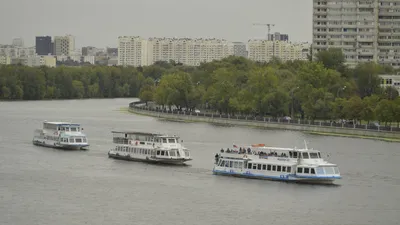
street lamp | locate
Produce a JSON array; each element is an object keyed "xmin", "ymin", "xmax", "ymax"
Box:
[
  {"xmin": 337, "ymin": 85, "xmax": 346, "ymax": 98},
  {"xmin": 290, "ymin": 86, "xmax": 299, "ymax": 119}
]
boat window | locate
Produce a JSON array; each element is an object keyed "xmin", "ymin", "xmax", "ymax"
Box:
[
  {"xmin": 316, "ymin": 167, "xmax": 324, "ymax": 175},
  {"xmin": 272, "ymin": 165, "xmax": 276, "ymax": 171},
  {"xmin": 309, "ymin": 152, "xmax": 319, "ymax": 158},
  {"xmin": 311, "ymin": 168, "xmax": 315, "ymax": 174},
  {"xmin": 238, "ymin": 162, "xmax": 243, "ymax": 168},
  {"xmin": 293, "ymin": 152, "xmax": 298, "ymax": 158},
  {"xmin": 252, "ymin": 164, "xmax": 257, "ymax": 170},
  {"xmin": 75, "ymin": 138, "xmax": 82, "ymax": 143},
  {"xmin": 257, "ymin": 164, "xmax": 261, "ymax": 170},
  {"xmin": 69, "ymin": 138, "xmax": 74, "ymax": 143},
  {"xmin": 165, "ymin": 151, "xmax": 169, "ymax": 156},
  {"xmin": 161, "ymin": 151, "xmax": 165, "ymax": 156},
  {"xmin": 324, "ymin": 167, "xmax": 335, "ymax": 175},
  {"xmin": 282, "ymin": 166, "xmax": 286, "ymax": 172},
  {"xmin": 168, "ymin": 138, "xmax": 176, "ymax": 143},
  {"xmin": 65, "ymin": 127, "xmax": 70, "ymax": 131},
  {"xmin": 247, "ymin": 163, "xmax": 252, "ymax": 169},
  {"xmin": 225, "ymin": 161, "xmax": 229, "ymax": 167},
  {"xmin": 83, "ymin": 138, "xmax": 87, "ymax": 143},
  {"xmin": 156, "ymin": 150, "xmax": 160, "ymax": 155},
  {"xmin": 297, "ymin": 167, "xmax": 303, "ymax": 173},
  {"xmin": 262, "ymin": 164, "xmax": 266, "ymax": 170},
  {"xmin": 71, "ymin": 127, "xmax": 77, "ymax": 132},
  {"xmin": 162, "ymin": 138, "xmax": 167, "ymax": 143},
  {"xmin": 61, "ymin": 127, "xmax": 65, "ymax": 131},
  {"xmin": 218, "ymin": 160, "xmax": 223, "ymax": 166},
  {"xmin": 304, "ymin": 168, "xmax": 310, "ymax": 173},
  {"xmin": 302, "ymin": 152, "xmax": 309, "ymax": 159},
  {"xmin": 169, "ymin": 150, "xmax": 176, "ymax": 156},
  {"xmin": 176, "ymin": 150, "xmax": 180, "ymax": 157},
  {"xmin": 234, "ymin": 161, "xmax": 238, "ymax": 168},
  {"xmin": 334, "ymin": 167, "xmax": 340, "ymax": 174},
  {"xmin": 229, "ymin": 161, "xmax": 233, "ymax": 168},
  {"xmin": 277, "ymin": 165, "xmax": 281, "ymax": 172},
  {"xmin": 318, "ymin": 152, "xmax": 321, "ymax": 158},
  {"xmin": 287, "ymin": 167, "xmax": 291, "ymax": 173},
  {"xmin": 267, "ymin": 165, "xmax": 271, "ymax": 171}
]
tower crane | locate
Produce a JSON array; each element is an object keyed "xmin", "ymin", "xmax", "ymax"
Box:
[{"xmin": 253, "ymin": 23, "xmax": 275, "ymax": 40}]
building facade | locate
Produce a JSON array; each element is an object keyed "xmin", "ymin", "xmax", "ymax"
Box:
[
  {"xmin": 0, "ymin": 56, "xmax": 11, "ymax": 65},
  {"xmin": 54, "ymin": 35, "xmax": 75, "ymax": 56},
  {"xmin": 248, "ymin": 40, "xmax": 310, "ymax": 62},
  {"xmin": 35, "ymin": 36, "xmax": 52, "ymax": 56},
  {"xmin": 12, "ymin": 38, "xmax": 24, "ymax": 47},
  {"xmin": 379, "ymin": 74, "xmax": 400, "ymax": 91},
  {"xmin": 232, "ymin": 42, "xmax": 248, "ymax": 58},
  {"xmin": 268, "ymin": 32, "xmax": 289, "ymax": 42},
  {"xmin": 312, "ymin": 0, "xmax": 400, "ymax": 68},
  {"xmin": 117, "ymin": 36, "xmax": 150, "ymax": 66}
]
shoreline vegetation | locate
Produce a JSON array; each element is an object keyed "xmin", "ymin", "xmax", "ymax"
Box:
[
  {"xmin": 2, "ymin": 49, "xmax": 400, "ymax": 131},
  {"xmin": 127, "ymin": 106, "xmax": 400, "ymax": 142}
]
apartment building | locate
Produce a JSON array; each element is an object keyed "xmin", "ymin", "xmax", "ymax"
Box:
[
  {"xmin": 268, "ymin": 32, "xmax": 289, "ymax": 42},
  {"xmin": 148, "ymin": 38, "xmax": 233, "ymax": 66},
  {"xmin": 248, "ymin": 40, "xmax": 310, "ymax": 62},
  {"xmin": 232, "ymin": 42, "xmax": 248, "ymax": 58},
  {"xmin": 312, "ymin": 0, "xmax": 400, "ymax": 68},
  {"xmin": 0, "ymin": 56, "xmax": 11, "ymax": 65},
  {"xmin": 117, "ymin": 36, "xmax": 150, "ymax": 67},
  {"xmin": 0, "ymin": 45, "xmax": 36, "ymax": 58},
  {"xmin": 54, "ymin": 35, "xmax": 75, "ymax": 56},
  {"xmin": 379, "ymin": 74, "xmax": 400, "ymax": 91}
]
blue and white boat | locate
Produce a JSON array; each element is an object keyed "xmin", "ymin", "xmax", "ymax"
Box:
[
  {"xmin": 212, "ymin": 142, "xmax": 341, "ymax": 184},
  {"xmin": 32, "ymin": 121, "xmax": 89, "ymax": 150}
]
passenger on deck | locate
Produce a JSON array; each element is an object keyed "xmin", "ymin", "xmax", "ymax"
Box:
[
  {"xmin": 226, "ymin": 148, "xmax": 231, "ymax": 153},
  {"xmin": 247, "ymin": 148, "xmax": 251, "ymax": 154},
  {"xmin": 220, "ymin": 148, "xmax": 224, "ymax": 153},
  {"xmin": 215, "ymin": 153, "xmax": 219, "ymax": 164}
]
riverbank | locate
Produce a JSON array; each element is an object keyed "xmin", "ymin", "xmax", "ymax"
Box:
[{"xmin": 127, "ymin": 106, "xmax": 400, "ymax": 142}]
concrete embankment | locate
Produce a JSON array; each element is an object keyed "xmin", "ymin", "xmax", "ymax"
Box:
[{"xmin": 128, "ymin": 107, "xmax": 400, "ymax": 141}]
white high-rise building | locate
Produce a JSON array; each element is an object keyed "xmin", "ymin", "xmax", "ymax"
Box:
[
  {"xmin": 312, "ymin": 0, "xmax": 400, "ymax": 68},
  {"xmin": 118, "ymin": 36, "xmax": 151, "ymax": 66},
  {"xmin": 54, "ymin": 35, "xmax": 75, "ymax": 56},
  {"xmin": 248, "ymin": 40, "xmax": 310, "ymax": 62}
]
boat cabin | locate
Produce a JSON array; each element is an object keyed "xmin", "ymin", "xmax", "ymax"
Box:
[
  {"xmin": 112, "ymin": 131, "xmax": 182, "ymax": 147},
  {"xmin": 43, "ymin": 121, "xmax": 82, "ymax": 132}
]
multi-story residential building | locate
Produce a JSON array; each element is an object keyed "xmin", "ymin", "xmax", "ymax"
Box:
[
  {"xmin": 248, "ymin": 40, "xmax": 310, "ymax": 62},
  {"xmin": 312, "ymin": 0, "xmax": 400, "ymax": 68},
  {"xmin": 0, "ymin": 45, "xmax": 36, "ymax": 58},
  {"xmin": 231, "ymin": 42, "xmax": 248, "ymax": 58},
  {"xmin": 379, "ymin": 74, "xmax": 400, "ymax": 91},
  {"xmin": 268, "ymin": 32, "xmax": 289, "ymax": 42},
  {"xmin": 0, "ymin": 56, "xmax": 11, "ymax": 65},
  {"xmin": 118, "ymin": 36, "xmax": 150, "ymax": 66},
  {"xmin": 54, "ymin": 35, "xmax": 75, "ymax": 56},
  {"xmin": 18, "ymin": 56, "xmax": 56, "ymax": 67},
  {"xmin": 36, "ymin": 36, "xmax": 52, "ymax": 55},
  {"xmin": 148, "ymin": 37, "xmax": 233, "ymax": 66},
  {"xmin": 12, "ymin": 38, "xmax": 24, "ymax": 47}
]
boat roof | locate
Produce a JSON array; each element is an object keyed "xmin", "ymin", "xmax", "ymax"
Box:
[
  {"xmin": 237, "ymin": 146, "xmax": 320, "ymax": 152},
  {"xmin": 111, "ymin": 131, "xmax": 179, "ymax": 138},
  {"xmin": 44, "ymin": 121, "xmax": 80, "ymax": 126}
]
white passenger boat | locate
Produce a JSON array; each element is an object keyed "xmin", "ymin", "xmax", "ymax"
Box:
[
  {"xmin": 213, "ymin": 142, "xmax": 341, "ymax": 184},
  {"xmin": 32, "ymin": 121, "xmax": 89, "ymax": 150},
  {"xmin": 107, "ymin": 131, "xmax": 192, "ymax": 165}
]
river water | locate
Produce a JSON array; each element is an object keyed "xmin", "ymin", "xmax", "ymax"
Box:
[{"xmin": 0, "ymin": 99, "xmax": 399, "ymax": 225}]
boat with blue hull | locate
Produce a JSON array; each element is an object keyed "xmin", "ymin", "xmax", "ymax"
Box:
[
  {"xmin": 213, "ymin": 142, "xmax": 341, "ymax": 185},
  {"xmin": 32, "ymin": 121, "xmax": 89, "ymax": 150}
]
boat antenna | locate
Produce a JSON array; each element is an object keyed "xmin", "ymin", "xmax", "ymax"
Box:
[{"xmin": 304, "ymin": 140, "xmax": 308, "ymax": 150}]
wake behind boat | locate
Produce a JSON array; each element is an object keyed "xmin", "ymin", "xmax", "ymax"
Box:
[
  {"xmin": 32, "ymin": 121, "xmax": 89, "ymax": 150},
  {"xmin": 108, "ymin": 131, "xmax": 192, "ymax": 165},
  {"xmin": 213, "ymin": 142, "xmax": 341, "ymax": 185}
]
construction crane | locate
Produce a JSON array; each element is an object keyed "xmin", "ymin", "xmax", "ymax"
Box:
[{"xmin": 253, "ymin": 23, "xmax": 275, "ymax": 40}]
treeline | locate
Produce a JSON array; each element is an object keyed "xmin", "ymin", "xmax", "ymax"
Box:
[{"xmin": 1, "ymin": 49, "xmax": 400, "ymax": 124}]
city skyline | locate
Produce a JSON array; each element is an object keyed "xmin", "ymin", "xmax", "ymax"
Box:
[{"xmin": 0, "ymin": 0, "xmax": 313, "ymax": 48}]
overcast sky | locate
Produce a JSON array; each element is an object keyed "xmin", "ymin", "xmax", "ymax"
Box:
[{"xmin": 0, "ymin": 0, "xmax": 312, "ymax": 48}]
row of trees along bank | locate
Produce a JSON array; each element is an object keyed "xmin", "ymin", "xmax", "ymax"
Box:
[{"xmin": 1, "ymin": 49, "xmax": 400, "ymax": 125}]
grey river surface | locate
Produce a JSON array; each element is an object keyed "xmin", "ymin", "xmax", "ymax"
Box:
[{"xmin": 0, "ymin": 99, "xmax": 399, "ymax": 225}]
